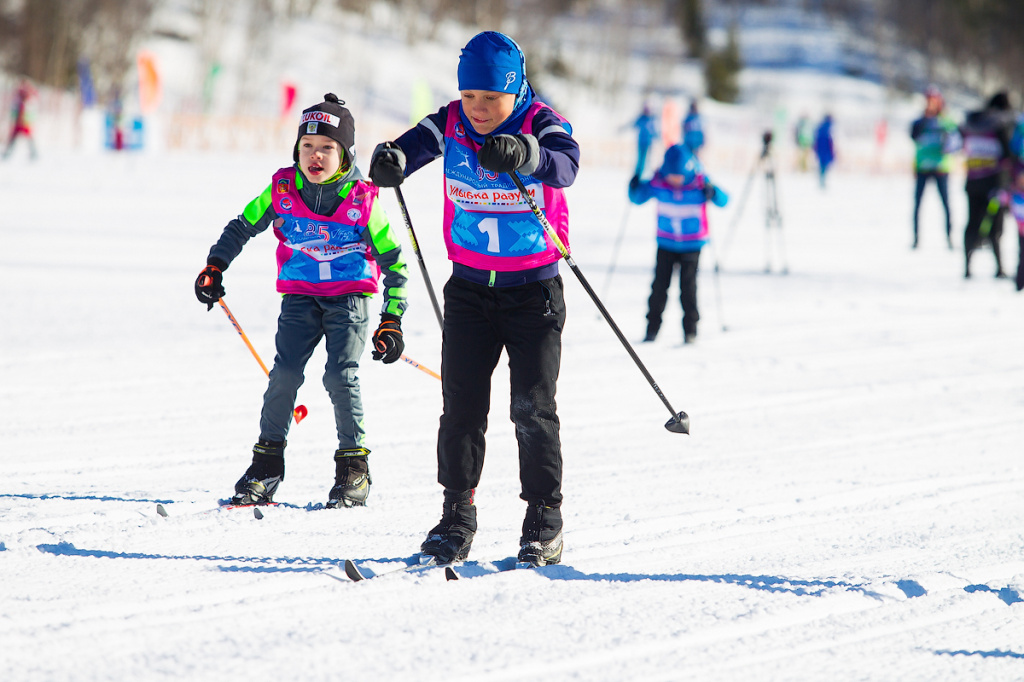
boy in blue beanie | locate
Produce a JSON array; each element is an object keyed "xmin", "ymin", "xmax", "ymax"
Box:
[
  {"xmin": 369, "ymin": 31, "xmax": 580, "ymax": 567},
  {"xmin": 629, "ymin": 144, "xmax": 728, "ymax": 344}
]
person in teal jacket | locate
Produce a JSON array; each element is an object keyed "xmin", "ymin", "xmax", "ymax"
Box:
[
  {"xmin": 910, "ymin": 86, "xmax": 961, "ymax": 249},
  {"xmin": 194, "ymin": 94, "xmax": 409, "ymax": 509}
]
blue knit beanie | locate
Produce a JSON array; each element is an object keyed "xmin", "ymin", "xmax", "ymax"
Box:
[
  {"xmin": 458, "ymin": 31, "xmax": 525, "ymax": 97},
  {"xmin": 660, "ymin": 144, "xmax": 699, "ymax": 182}
]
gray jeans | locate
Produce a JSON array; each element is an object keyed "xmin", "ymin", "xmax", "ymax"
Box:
[{"xmin": 259, "ymin": 294, "xmax": 369, "ymax": 448}]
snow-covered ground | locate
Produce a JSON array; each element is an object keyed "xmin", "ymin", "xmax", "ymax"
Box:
[{"xmin": 2, "ymin": 139, "xmax": 1023, "ymax": 680}]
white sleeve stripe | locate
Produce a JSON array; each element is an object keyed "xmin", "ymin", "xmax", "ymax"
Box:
[
  {"xmin": 535, "ymin": 123, "xmax": 568, "ymax": 140},
  {"xmin": 421, "ymin": 118, "xmax": 444, "ymax": 146}
]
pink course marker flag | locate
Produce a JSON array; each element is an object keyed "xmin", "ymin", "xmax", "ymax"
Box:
[{"xmin": 281, "ymin": 82, "xmax": 298, "ymax": 118}]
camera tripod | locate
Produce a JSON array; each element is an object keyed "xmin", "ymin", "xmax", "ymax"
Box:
[{"xmin": 714, "ymin": 131, "xmax": 789, "ymax": 275}]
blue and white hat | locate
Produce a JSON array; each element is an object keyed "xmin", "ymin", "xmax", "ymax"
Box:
[
  {"xmin": 660, "ymin": 144, "xmax": 699, "ymax": 183},
  {"xmin": 457, "ymin": 31, "xmax": 526, "ymax": 97}
]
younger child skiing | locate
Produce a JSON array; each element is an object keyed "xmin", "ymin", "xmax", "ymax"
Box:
[
  {"xmin": 368, "ymin": 31, "xmax": 580, "ymax": 567},
  {"xmin": 194, "ymin": 94, "xmax": 410, "ymax": 508},
  {"xmin": 628, "ymin": 144, "xmax": 728, "ymax": 344}
]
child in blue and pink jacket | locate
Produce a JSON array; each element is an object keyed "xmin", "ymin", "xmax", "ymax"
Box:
[
  {"xmin": 629, "ymin": 144, "xmax": 728, "ymax": 344},
  {"xmin": 368, "ymin": 31, "xmax": 580, "ymax": 567}
]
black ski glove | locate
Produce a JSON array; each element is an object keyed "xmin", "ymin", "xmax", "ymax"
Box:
[
  {"xmin": 629, "ymin": 175, "xmax": 641, "ymax": 192},
  {"xmin": 369, "ymin": 143, "xmax": 406, "ymax": 187},
  {"xmin": 479, "ymin": 134, "xmax": 539, "ymax": 174},
  {"xmin": 195, "ymin": 261, "xmax": 226, "ymax": 310},
  {"xmin": 703, "ymin": 183, "xmax": 717, "ymax": 201},
  {"xmin": 371, "ymin": 314, "xmax": 404, "ymax": 364}
]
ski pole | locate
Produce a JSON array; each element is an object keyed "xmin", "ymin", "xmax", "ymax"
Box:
[
  {"xmin": 506, "ymin": 171, "xmax": 689, "ymax": 434},
  {"xmin": 216, "ymin": 297, "xmax": 308, "ymax": 424},
  {"xmin": 387, "ymin": 144, "xmax": 444, "ymax": 332},
  {"xmin": 705, "ymin": 236, "xmax": 729, "ymax": 332},
  {"xmin": 715, "ymin": 141, "xmax": 769, "ymax": 272},
  {"xmin": 400, "ymin": 354, "xmax": 441, "ymax": 380},
  {"xmin": 599, "ymin": 203, "xmax": 632, "ymax": 304}
]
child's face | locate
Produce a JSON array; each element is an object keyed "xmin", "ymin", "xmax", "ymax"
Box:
[
  {"xmin": 298, "ymin": 134, "xmax": 342, "ymax": 183},
  {"xmin": 665, "ymin": 173, "xmax": 686, "ymax": 187},
  {"xmin": 460, "ymin": 90, "xmax": 516, "ymax": 135}
]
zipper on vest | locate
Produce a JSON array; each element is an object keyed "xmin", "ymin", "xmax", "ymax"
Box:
[
  {"xmin": 488, "ymin": 270, "xmax": 496, "ymax": 287},
  {"xmin": 313, "ymin": 184, "xmax": 324, "ymax": 214}
]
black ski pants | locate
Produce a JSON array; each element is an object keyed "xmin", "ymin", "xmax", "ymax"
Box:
[
  {"xmin": 913, "ymin": 171, "xmax": 951, "ymax": 241},
  {"xmin": 964, "ymin": 186, "xmax": 1005, "ymax": 276},
  {"xmin": 647, "ymin": 248, "xmax": 701, "ymax": 337},
  {"xmin": 437, "ymin": 275, "xmax": 566, "ymax": 507}
]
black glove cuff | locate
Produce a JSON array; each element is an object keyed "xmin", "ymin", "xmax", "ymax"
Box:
[
  {"xmin": 381, "ymin": 313, "xmax": 402, "ymax": 325},
  {"xmin": 207, "ymin": 257, "xmax": 228, "ymax": 271}
]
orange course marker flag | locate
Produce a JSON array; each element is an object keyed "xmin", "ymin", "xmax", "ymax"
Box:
[{"xmin": 137, "ymin": 51, "xmax": 162, "ymax": 114}]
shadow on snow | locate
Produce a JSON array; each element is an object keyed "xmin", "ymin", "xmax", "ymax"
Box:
[
  {"xmin": 30, "ymin": 544, "xmax": 1024, "ymax": 606},
  {"xmin": 935, "ymin": 649, "xmax": 1024, "ymax": 659},
  {"xmin": 36, "ymin": 541, "xmax": 342, "ymax": 574},
  {"xmin": 2, "ymin": 492, "xmax": 176, "ymax": 504}
]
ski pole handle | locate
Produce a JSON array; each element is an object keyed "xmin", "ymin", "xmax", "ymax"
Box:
[{"xmin": 216, "ymin": 298, "xmax": 308, "ymax": 423}]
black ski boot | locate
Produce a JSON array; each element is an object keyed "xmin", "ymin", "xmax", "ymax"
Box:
[
  {"xmin": 518, "ymin": 502, "xmax": 563, "ymax": 566},
  {"xmin": 231, "ymin": 439, "xmax": 285, "ymax": 505},
  {"xmin": 327, "ymin": 448, "xmax": 371, "ymax": 508},
  {"xmin": 420, "ymin": 489, "xmax": 477, "ymax": 564}
]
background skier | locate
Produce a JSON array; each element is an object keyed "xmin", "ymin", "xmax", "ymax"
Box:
[{"xmin": 910, "ymin": 85, "xmax": 961, "ymax": 249}]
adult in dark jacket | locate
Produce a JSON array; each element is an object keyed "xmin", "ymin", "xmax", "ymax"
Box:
[{"xmin": 961, "ymin": 91, "xmax": 1015, "ymax": 278}]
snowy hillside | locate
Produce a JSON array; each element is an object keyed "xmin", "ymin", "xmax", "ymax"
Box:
[{"xmin": 3, "ymin": 4, "xmax": 1024, "ymax": 681}]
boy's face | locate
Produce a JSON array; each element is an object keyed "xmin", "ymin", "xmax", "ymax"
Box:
[
  {"xmin": 460, "ymin": 90, "xmax": 516, "ymax": 135},
  {"xmin": 665, "ymin": 173, "xmax": 686, "ymax": 187},
  {"xmin": 298, "ymin": 134, "xmax": 342, "ymax": 183}
]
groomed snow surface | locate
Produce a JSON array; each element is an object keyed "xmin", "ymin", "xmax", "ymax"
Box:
[{"xmin": 2, "ymin": 151, "xmax": 1023, "ymax": 681}]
